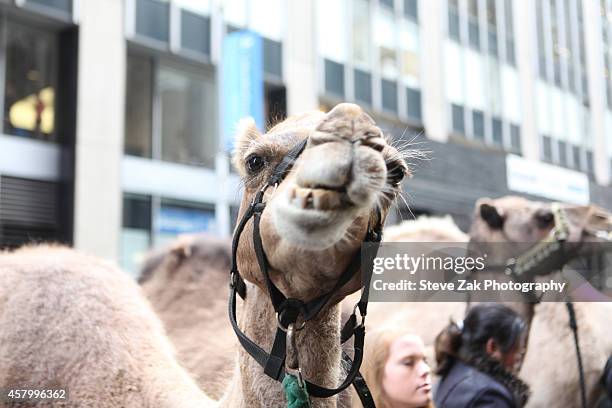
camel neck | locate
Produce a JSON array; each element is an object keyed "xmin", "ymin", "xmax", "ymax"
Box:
[{"xmin": 235, "ymin": 282, "xmax": 342, "ymax": 408}]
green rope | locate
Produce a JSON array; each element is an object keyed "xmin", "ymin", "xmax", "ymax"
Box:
[{"xmin": 282, "ymin": 374, "xmax": 311, "ymax": 408}]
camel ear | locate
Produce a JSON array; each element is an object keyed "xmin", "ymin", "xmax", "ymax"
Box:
[
  {"xmin": 231, "ymin": 117, "xmax": 262, "ymax": 176},
  {"xmin": 480, "ymin": 202, "xmax": 505, "ymax": 230}
]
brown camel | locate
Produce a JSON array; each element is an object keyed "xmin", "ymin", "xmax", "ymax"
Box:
[{"xmin": 0, "ymin": 103, "xmax": 409, "ymax": 407}]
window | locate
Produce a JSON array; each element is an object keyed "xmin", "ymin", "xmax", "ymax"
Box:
[
  {"xmin": 542, "ymin": 135, "xmax": 553, "ymax": 162},
  {"xmin": 27, "ymin": 0, "xmax": 72, "ymax": 14},
  {"xmin": 381, "ymin": 79, "xmax": 398, "ymax": 113},
  {"xmin": 558, "ymin": 140, "xmax": 567, "ymax": 167},
  {"xmin": 324, "ymin": 59, "xmax": 345, "ymax": 97},
  {"xmin": 180, "ymin": 10, "xmax": 211, "ymax": 56},
  {"xmin": 448, "ymin": 0, "xmax": 460, "ymax": 41},
  {"xmin": 263, "ymin": 38, "xmax": 283, "ymax": 79},
  {"xmin": 135, "ymin": 0, "xmax": 170, "ymax": 43},
  {"xmin": 510, "ymin": 123, "xmax": 521, "ymax": 152},
  {"xmin": 491, "ymin": 117, "xmax": 503, "ymax": 145},
  {"xmin": 468, "ymin": 0, "xmax": 480, "ymax": 49},
  {"xmin": 353, "ymin": 0, "xmax": 371, "ymax": 65},
  {"xmin": 124, "ymin": 55, "xmax": 217, "ymax": 167},
  {"xmin": 159, "ymin": 65, "xmax": 217, "ymax": 167},
  {"xmin": 121, "ymin": 194, "xmax": 152, "ymax": 276},
  {"xmin": 486, "ymin": 0, "xmax": 498, "ymax": 57},
  {"xmin": 375, "ymin": 8, "xmax": 398, "ymax": 78},
  {"xmin": 4, "ymin": 23, "xmax": 57, "ymax": 141},
  {"xmin": 406, "ymin": 86, "xmax": 421, "ymax": 122},
  {"xmin": 400, "ymin": 21, "xmax": 420, "ymax": 83},
  {"xmin": 125, "ymin": 55, "xmax": 153, "ymax": 157},
  {"xmin": 404, "ymin": 0, "xmax": 418, "ymax": 21},
  {"xmin": 586, "ymin": 150, "xmax": 594, "ymax": 174},
  {"xmin": 451, "ymin": 103, "xmax": 465, "ymax": 134},
  {"xmin": 155, "ymin": 199, "xmax": 216, "ymax": 248},
  {"xmin": 380, "ymin": 0, "xmax": 394, "ymax": 10},
  {"xmin": 536, "ymin": 0, "xmax": 547, "ymax": 79},
  {"xmin": 504, "ymin": 0, "xmax": 515, "ymax": 64},
  {"xmin": 472, "ymin": 109, "xmax": 485, "ymax": 140},
  {"xmin": 120, "ymin": 194, "xmax": 216, "ymax": 277},
  {"xmin": 572, "ymin": 144, "xmax": 581, "ymax": 169},
  {"xmin": 354, "ymin": 69, "xmax": 372, "ymax": 105}
]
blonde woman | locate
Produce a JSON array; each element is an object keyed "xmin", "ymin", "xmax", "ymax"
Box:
[{"xmin": 356, "ymin": 327, "xmax": 434, "ymax": 408}]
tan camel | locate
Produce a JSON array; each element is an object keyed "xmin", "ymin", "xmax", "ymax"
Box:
[
  {"xmin": 357, "ymin": 198, "xmax": 612, "ymax": 408},
  {"xmin": 469, "ymin": 196, "xmax": 612, "ymax": 408},
  {"xmin": 0, "ymin": 244, "xmax": 214, "ymax": 407},
  {"xmin": 140, "ymin": 234, "xmax": 235, "ymax": 400},
  {"xmin": 0, "ymin": 103, "xmax": 409, "ymax": 408}
]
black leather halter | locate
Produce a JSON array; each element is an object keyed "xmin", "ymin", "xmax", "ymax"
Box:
[{"xmin": 228, "ymin": 138, "xmax": 382, "ymax": 406}]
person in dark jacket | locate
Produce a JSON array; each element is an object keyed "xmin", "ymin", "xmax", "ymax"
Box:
[
  {"xmin": 433, "ymin": 304, "xmax": 530, "ymax": 408},
  {"xmin": 597, "ymin": 356, "xmax": 612, "ymax": 408}
]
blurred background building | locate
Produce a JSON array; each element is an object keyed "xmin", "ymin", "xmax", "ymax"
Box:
[{"xmin": 0, "ymin": 0, "xmax": 611, "ymax": 276}]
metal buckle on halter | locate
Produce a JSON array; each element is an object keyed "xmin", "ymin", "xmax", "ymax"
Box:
[
  {"xmin": 276, "ymin": 312, "xmax": 306, "ymax": 332},
  {"xmin": 230, "ymin": 272, "xmax": 238, "ymax": 288},
  {"xmin": 285, "ymin": 323, "xmax": 306, "ymax": 388}
]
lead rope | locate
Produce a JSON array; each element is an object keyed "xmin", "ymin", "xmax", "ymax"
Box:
[{"xmin": 566, "ymin": 301, "xmax": 587, "ymax": 408}]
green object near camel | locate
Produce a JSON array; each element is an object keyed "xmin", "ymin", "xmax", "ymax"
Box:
[{"xmin": 283, "ymin": 373, "xmax": 311, "ymax": 408}]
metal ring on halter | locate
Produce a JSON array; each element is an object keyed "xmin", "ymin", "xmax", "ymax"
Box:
[
  {"xmin": 276, "ymin": 312, "xmax": 306, "ymax": 332},
  {"xmin": 352, "ymin": 303, "xmax": 366, "ymax": 329}
]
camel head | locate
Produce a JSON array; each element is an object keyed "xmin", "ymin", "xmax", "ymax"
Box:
[
  {"xmin": 469, "ymin": 195, "xmax": 612, "ymax": 266},
  {"xmin": 232, "ymin": 103, "xmax": 408, "ymax": 301}
]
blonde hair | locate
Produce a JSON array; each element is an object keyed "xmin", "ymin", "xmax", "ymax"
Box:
[{"xmin": 355, "ymin": 327, "xmax": 435, "ymax": 408}]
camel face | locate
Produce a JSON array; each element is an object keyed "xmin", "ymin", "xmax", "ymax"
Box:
[
  {"xmin": 470, "ymin": 196, "xmax": 612, "ymax": 245},
  {"xmin": 470, "ymin": 196, "xmax": 556, "ymax": 244},
  {"xmin": 232, "ymin": 103, "xmax": 408, "ymax": 299}
]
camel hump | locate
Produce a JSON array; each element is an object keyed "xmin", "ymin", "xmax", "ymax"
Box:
[
  {"xmin": 139, "ymin": 233, "xmax": 232, "ymax": 284},
  {"xmin": 384, "ymin": 215, "xmax": 468, "ymax": 243}
]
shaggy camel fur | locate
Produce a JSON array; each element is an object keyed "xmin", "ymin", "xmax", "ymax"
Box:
[
  {"xmin": 0, "ymin": 103, "xmax": 408, "ymax": 408},
  {"xmin": 0, "ymin": 245, "xmax": 214, "ymax": 407},
  {"xmin": 140, "ymin": 234, "xmax": 234, "ymax": 400}
]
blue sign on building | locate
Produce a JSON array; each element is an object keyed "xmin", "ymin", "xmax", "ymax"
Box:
[
  {"xmin": 157, "ymin": 207, "xmax": 216, "ymax": 234},
  {"xmin": 222, "ymin": 30, "xmax": 265, "ymax": 152}
]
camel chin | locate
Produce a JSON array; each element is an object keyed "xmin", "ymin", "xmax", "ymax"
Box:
[{"xmin": 271, "ymin": 184, "xmax": 363, "ymax": 250}]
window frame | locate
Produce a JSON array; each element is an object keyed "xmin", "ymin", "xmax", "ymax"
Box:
[{"xmin": 124, "ymin": 48, "xmax": 218, "ymax": 168}]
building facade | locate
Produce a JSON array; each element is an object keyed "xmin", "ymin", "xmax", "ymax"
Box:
[{"xmin": 0, "ymin": 0, "xmax": 611, "ymax": 277}]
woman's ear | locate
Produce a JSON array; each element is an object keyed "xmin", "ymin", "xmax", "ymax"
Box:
[{"xmin": 486, "ymin": 338, "xmax": 502, "ymax": 359}]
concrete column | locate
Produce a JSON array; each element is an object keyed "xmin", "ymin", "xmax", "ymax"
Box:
[
  {"xmin": 420, "ymin": 0, "xmax": 448, "ymax": 142},
  {"xmin": 73, "ymin": 0, "xmax": 125, "ymax": 259},
  {"xmin": 514, "ymin": 0, "xmax": 539, "ymax": 161},
  {"xmin": 284, "ymin": 0, "xmax": 318, "ymax": 114},
  {"xmin": 583, "ymin": 0, "xmax": 610, "ymax": 185}
]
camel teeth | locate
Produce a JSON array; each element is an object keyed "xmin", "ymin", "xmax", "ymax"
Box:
[{"xmin": 312, "ymin": 189, "xmax": 329, "ymax": 210}]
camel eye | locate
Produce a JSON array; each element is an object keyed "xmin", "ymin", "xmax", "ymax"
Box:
[
  {"xmin": 246, "ymin": 154, "xmax": 265, "ymax": 174},
  {"xmin": 535, "ymin": 211, "xmax": 554, "ymax": 229}
]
